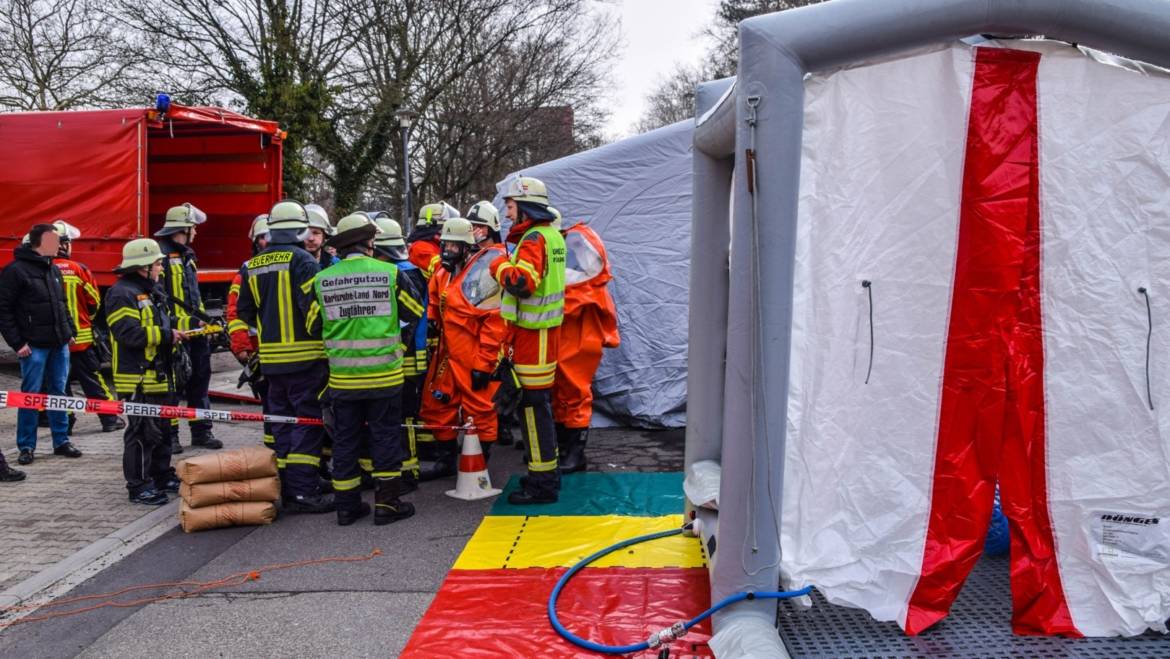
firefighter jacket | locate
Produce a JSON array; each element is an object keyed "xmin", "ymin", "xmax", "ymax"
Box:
[
  {"xmin": 106, "ymin": 273, "xmax": 175, "ymax": 396},
  {"xmin": 226, "ymin": 261, "xmax": 257, "ymax": 357},
  {"xmin": 396, "ymin": 259, "xmax": 429, "ymax": 377},
  {"xmin": 157, "ymin": 238, "xmax": 204, "ymax": 331},
  {"xmin": 235, "ymin": 242, "xmax": 325, "ymax": 375},
  {"xmin": 492, "ymin": 223, "xmax": 566, "ymax": 329},
  {"xmin": 429, "ymin": 244, "xmax": 508, "ymax": 374},
  {"xmin": 53, "ymin": 257, "xmax": 102, "ymax": 351},
  {"xmin": 306, "ymin": 254, "xmax": 423, "ymax": 398},
  {"xmin": 408, "ymin": 227, "xmax": 442, "ymax": 279}
]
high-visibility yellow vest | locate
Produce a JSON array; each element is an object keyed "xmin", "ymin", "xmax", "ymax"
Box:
[{"xmin": 501, "ymin": 224, "xmax": 566, "ymax": 329}]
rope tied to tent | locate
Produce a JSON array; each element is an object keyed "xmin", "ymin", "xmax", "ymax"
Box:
[
  {"xmin": 1139, "ymin": 286, "xmax": 1154, "ymax": 410},
  {"xmin": 862, "ymin": 280, "xmax": 874, "ymax": 385}
]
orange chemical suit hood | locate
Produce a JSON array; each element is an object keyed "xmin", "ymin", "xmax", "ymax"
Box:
[{"xmin": 563, "ymin": 224, "xmax": 619, "ymax": 349}]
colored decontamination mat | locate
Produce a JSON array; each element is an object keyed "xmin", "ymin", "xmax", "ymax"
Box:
[{"xmin": 403, "ymin": 472, "xmax": 712, "ymax": 658}]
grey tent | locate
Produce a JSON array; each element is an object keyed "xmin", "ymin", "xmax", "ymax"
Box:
[{"xmin": 494, "ymin": 120, "xmax": 693, "ymax": 428}]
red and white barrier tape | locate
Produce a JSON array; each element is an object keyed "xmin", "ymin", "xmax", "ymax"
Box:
[{"xmin": 0, "ymin": 390, "xmax": 476, "ymax": 431}]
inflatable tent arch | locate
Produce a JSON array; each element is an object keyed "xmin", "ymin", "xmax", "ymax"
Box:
[{"xmin": 686, "ymin": 0, "xmax": 1170, "ymax": 653}]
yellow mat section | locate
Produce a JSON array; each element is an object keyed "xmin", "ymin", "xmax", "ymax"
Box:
[{"xmin": 453, "ymin": 514, "xmax": 705, "ymax": 570}]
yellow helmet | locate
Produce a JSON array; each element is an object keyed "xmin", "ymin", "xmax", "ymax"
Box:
[
  {"xmin": 502, "ymin": 176, "xmax": 549, "ymax": 205},
  {"xmin": 466, "ymin": 201, "xmax": 500, "ymax": 232},
  {"xmin": 374, "ymin": 218, "xmax": 406, "ymax": 247},
  {"xmin": 267, "ymin": 199, "xmax": 310, "ymax": 230},
  {"xmin": 52, "ymin": 219, "xmax": 81, "ymax": 240},
  {"xmin": 249, "ymin": 215, "xmax": 270, "ymax": 241},
  {"xmin": 305, "ymin": 203, "xmax": 335, "ymax": 235},
  {"xmin": 117, "ymin": 238, "xmax": 164, "ymax": 271},
  {"xmin": 156, "ymin": 202, "xmax": 207, "ymax": 236},
  {"xmin": 417, "ymin": 201, "xmax": 460, "ymax": 227},
  {"xmin": 439, "ymin": 217, "xmax": 475, "ymax": 245}
]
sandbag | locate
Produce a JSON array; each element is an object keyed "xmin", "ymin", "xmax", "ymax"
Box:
[
  {"xmin": 180, "ymin": 475, "xmax": 280, "ymax": 508},
  {"xmin": 179, "ymin": 500, "xmax": 277, "ymax": 533},
  {"xmin": 176, "ymin": 446, "xmax": 277, "ymax": 485}
]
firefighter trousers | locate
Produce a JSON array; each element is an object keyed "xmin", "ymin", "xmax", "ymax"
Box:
[
  {"xmin": 65, "ymin": 347, "xmax": 119, "ymax": 424},
  {"xmin": 519, "ymin": 388, "xmax": 559, "ymax": 495},
  {"xmin": 267, "ymin": 361, "xmax": 328, "ymax": 498},
  {"xmin": 184, "ymin": 336, "xmax": 213, "ymax": 439},
  {"xmin": 331, "ymin": 394, "xmax": 406, "ymax": 512},
  {"xmin": 121, "ymin": 391, "xmax": 176, "ymax": 496},
  {"xmin": 401, "ymin": 373, "xmax": 426, "ymax": 473}
]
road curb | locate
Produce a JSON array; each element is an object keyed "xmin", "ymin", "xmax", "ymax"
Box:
[{"xmin": 0, "ymin": 499, "xmax": 179, "ymax": 611}]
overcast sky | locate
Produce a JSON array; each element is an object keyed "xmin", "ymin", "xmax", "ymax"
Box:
[{"xmin": 601, "ymin": 0, "xmax": 719, "ymax": 139}]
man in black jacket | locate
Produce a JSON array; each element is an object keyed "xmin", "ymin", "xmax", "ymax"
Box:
[{"xmin": 0, "ymin": 224, "xmax": 83, "ymax": 465}]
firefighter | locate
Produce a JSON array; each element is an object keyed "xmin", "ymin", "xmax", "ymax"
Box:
[
  {"xmin": 227, "ymin": 215, "xmax": 272, "ymax": 447},
  {"xmin": 466, "ymin": 201, "xmax": 514, "ymax": 447},
  {"xmin": 107, "ymin": 239, "xmax": 185, "ymax": 505},
  {"xmin": 490, "ymin": 177, "xmax": 566, "ymax": 504},
  {"xmin": 304, "ymin": 203, "xmax": 339, "ymax": 270},
  {"xmin": 308, "ymin": 213, "xmax": 419, "ymax": 526},
  {"xmin": 51, "ymin": 220, "xmax": 126, "ymax": 433},
  {"xmin": 418, "ymin": 218, "xmax": 507, "ymax": 480},
  {"xmin": 236, "ymin": 200, "xmax": 334, "ymax": 514},
  {"xmin": 552, "ymin": 214, "xmax": 620, "ymax": 473},
  {"xmin": 407, "ymin": 201, "xmax": 459, "ymax": 279},
  {"xmin": 155, "ymin": 203, "xmax": 223, "ymax": 452},
  {"xmin": 372, "ymin": 215, "xmax": 429, "ymax": 483}
]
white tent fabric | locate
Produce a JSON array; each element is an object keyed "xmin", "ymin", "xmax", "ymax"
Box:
[
  {"xmin": 780, "ymin": 41, "xmax": 1170, "ymax": 637},
  {"xmin": 494, "ymin": 121, "xmax": 693, "ymax": 428}
]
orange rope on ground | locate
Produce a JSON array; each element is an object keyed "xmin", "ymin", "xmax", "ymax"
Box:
[{"xmin": 0, "ymin": 549, "xmax": 383, "ymax": 629}]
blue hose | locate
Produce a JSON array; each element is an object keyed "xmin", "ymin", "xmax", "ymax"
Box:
[{"xmin": 548, "ymin": 526, "xmax": 814, "ymax": 655}]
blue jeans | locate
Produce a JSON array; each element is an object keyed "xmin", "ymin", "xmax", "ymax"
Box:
[{"xmin": 17, "ymin": 344, "xmax": 71, "ymax": 451}]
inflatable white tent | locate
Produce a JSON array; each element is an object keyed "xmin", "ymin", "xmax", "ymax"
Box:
[
  {"xmin": 685, "ymin": 0, "xmax": 1170, "ymax": 654},
  {"xmin": 495, "ymin": 120, "xmax": 695, "ymax": 428}
]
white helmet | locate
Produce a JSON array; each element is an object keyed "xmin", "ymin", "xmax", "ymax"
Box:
[
  {"xmin": 374, "ymin": 218, "xmax": 406, "ymax": 247},
  {"xmin": 439, "ymin": 217, "xmax": 475, "ymax": 245},
  {"xmin": 249, "ymin": 214, "xmax": 270, "ymax": 241},
  {"xmin": 417, "ymin": 201, "xmax": 460, "ymax": 227},
  {"xmin": 466, "ymin": 201, "xmax": 500, "ymax": 232},
  {"xmin": 502, "ymin": 175, "xmax": 549, "ymax": 205},
  {"xmin": 117, "ymin": 238, "xmax": 164, "ymax": 271},
  {"xmin": 267, "ymin": 199, "xmax": 310, "ymax": 230},
  {"xmin": 305, "ymin": 203, "xmax": 334, "ymax": 236},
  {"xmin": 156, "ymin": 202, "xmax": 207, "ymax": 236}
]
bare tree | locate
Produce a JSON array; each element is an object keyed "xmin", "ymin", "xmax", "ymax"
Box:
[
  {"xmin": 0, "ymin": 0, "xmax": 141, "ymax": 110},
  {"xmin": 636, "ymin": 0, "xmax": 829, "ymax": 131}
]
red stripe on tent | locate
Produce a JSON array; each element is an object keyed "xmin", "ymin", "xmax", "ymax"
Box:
[
  {"xmin": 905, "ymin": 47, "xmax": 1074, "ymax": 636},
  {"xmin": 401, "ymin": 567, "xmax": 713, "ymax": 658}
]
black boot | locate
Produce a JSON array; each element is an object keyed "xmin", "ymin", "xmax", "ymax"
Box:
[
  {"xmin": 507, "ymin": 483, "xmax": 558, "ymax": 505},
  {"xmin": 374, "ymin": 477, "xmax": 415, "ymax": 525},
  {"xmin": 101, "ymin": 416, "xmax": 127, "ymax": 432},
  {"xmin": 170, "ymin": 436, "xmax": 184, "ymax": 455},
  {"xmin": 417, "ymin": 442, "xmax": 456, "ymax": 481},
  {"xmin": 496, "ymin": 414, "xmax": 514, "ymax": 447},
  {"xmin": 337, "ymin": 502, "xmax": 371, "ymax": 526},
  {"xmin": 283, "ymin": 493, "xmax": 336, "ymax": 514},
  {"xmin": 559, "ymin": 428, "xmax": 588, "ymax": 474},
  {"xmin": 191, "ymin": 428, "xmax": 223, "ymax": 449},
  {"xmin": 400, "ymin": 470, "xmax": 418, "ymax": 494}
]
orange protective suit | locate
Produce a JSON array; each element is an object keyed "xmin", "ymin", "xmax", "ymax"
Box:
[
  {"xmin": 419, "ymin": 244, "xmax": 507, "ymax": 442},
  {"xmin": 553, "ymin": 225, "xmax": 620, "ymax": 428}
]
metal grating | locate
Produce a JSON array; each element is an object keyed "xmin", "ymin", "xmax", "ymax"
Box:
[{"xmin": 777, "ymin": 555, "xmax": 1170, "ymax": 658}]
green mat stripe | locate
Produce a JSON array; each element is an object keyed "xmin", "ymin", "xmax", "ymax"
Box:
[{"xmin": 490, "ymin": 472, "xmax": 685, "ymax": 517}]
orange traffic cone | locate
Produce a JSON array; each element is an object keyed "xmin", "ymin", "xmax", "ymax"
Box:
[{"xmin": 445, "ymin": 422, "xmax": 501, "ymax": 501}]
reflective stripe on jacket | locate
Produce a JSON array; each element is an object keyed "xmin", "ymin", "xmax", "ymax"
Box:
[{"xmin": 500, "ymin": 225, "xmax": 566, "ymax": 329}]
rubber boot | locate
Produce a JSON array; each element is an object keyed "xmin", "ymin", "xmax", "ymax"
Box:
[
  {"xmin": 337, "ymin": 501, "xmax": 371, "ymax": 526},
  {"xmin": 559, "ymin": 428, "xmax": 588, "ymax": 474},
  {"xmin": 496, "ymin": 413, "xmax": 514, "ymax": 447},
  {"xmin": 374, "ymin": 477, "xmax": 415, "ymax": 525},
  {"xmin": 417, "ymin": 441, "xmax": 456, "ymax": 481}
]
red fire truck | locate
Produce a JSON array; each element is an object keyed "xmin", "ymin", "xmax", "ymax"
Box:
[{"xmin": 0, "ymin": 102, "xmax": 284, "ymax": 300}]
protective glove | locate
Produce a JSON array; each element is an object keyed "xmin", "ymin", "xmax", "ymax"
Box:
[
  {"xmin": 503, "ymin": 273, "xmax": 530, "ymax": 299},
  {"xmin": 471, "ymin": 369, "xmax": 491, "ymax": 391}
]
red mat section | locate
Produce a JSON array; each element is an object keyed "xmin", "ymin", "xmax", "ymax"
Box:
[{"xmin": 402, "ymin": 567, "xmax": 714, "ymax": 658}]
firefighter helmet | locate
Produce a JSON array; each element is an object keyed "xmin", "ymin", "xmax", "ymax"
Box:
[
  {"xmin": 52, "ymin": 219, "xmax": 81, "ymax": 241},
  {"xmin": 439, "ymin": 217, "xmax": 475, "ymax": 245},
  {"xmin": 417, "ymin": 201, "xmax": 460, "ymax": 227},
  {"xmin": 305, "ymin": 203, "xmax": 335, "ymax": 235},
  {"xmin": 374, "ymin": 218, "xmax": 406, "ymax": 247},
  {"xmin": 466, "ymin": 201, "xmax": 500, "ymax": 232},
  {"xmin": 249, "ymin": 215, "xmax": 270, "ymax": 241},
  {"xmin": 502, "ymin": 176, "xmax": 549, "ymax": 205},
  {"xmin": 267, "ymin": 199, "xmax": 310, "ymax": 230},
  {"xmin": 327, "ymin": 212, "xmax": 378, "ymax": 249},
  {"xmin": 117, "ymin": 238, "xmax": 165, "ymax": 271},
  {"xmin": 155, "ymin": 202, "xmax": 207, "ymax": 236}
]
